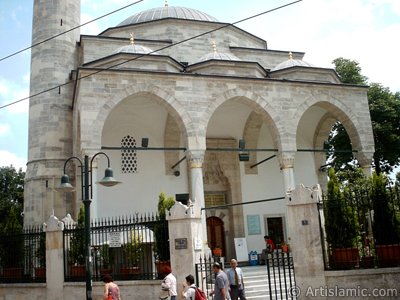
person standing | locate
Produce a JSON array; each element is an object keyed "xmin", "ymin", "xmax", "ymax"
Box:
[
  {"xmin": 161, "ymin": 266, "xmax": 177, "ymax": 300},
  {"xmin": 103, "ymin": 274, "xmax": 121, "ymax": 300},
  {"xmin": 226, "ymin": 259, "xmax": 246, "ymax": 300},
  {"xmin": 210, "ymin": 262, "xmax": 229, "ymax": 300},
  {"xmin": 264, "ymin": 235, "xmax": 275, "ymax": 253}
]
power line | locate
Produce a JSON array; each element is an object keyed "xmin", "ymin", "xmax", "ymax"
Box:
[
  {"xmin": 0, "ymin": 0, "xmax": 303, "ymax": 110},
  {"xmin": 0, "ymin": 0, "xmax": 145, "ymax": 62}
]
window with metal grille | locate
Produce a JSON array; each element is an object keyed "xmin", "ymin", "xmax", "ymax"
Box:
[{"xmin": 121, "ymin": 135, "xmax": 137, "ymax": 173}]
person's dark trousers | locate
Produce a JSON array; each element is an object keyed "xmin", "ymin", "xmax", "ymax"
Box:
[{"xmin": 230, "ymin": 285, "xmax": 246, "ymax": 300}]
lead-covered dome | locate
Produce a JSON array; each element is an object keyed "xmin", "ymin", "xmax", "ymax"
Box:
[
  {"xmin": 271, "ymin": 52, "xmax": 314, "ymax": 71},
  {"xmin": 118, "ymin": 6, "xmax": 218, "ymax": 26},
  {"xmin": 199, "ymin": 52, "xmax": 240, "ymax": 62},
  {"xmin": 113, "ymin": 44, "xmax": 158, "ymax": 55}
]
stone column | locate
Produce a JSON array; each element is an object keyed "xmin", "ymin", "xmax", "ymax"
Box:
[
  {"xmin": 287, "ymin": 185, "xmax": 326, "ymax": 300},
  {"xmin": 44, "ymin": 215, "xmax": 65, "ymax": 300},
  {"xmin": 166, "ymin": 201, "xmax": 204, "ymax": 295},
  {"xmin": 357, "ymin": 151, "xmax": 374, "ymax": 177},
  {"xmin": 187, "ymin": 150, "xmax": 210, "ymax": 254},
  {"xmin": 278, "ymin": 151, "xmax": 296, "ymax": 193}
]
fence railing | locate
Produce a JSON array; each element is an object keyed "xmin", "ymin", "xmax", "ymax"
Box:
[
  {"xmin": 320, "ymin": 184, "xmax": 400, "ymax": 270},
  {"xmin": 0, "ymin": 226, "xmax": 45, "ymax": 283},
  {"xmin": 64, "ymin": 214, "xmax": 168, "ymax": 281}
]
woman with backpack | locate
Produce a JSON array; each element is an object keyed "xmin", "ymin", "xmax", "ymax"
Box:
[{"xmin": 182, "ymin": 274, "xmax": 207, "ymax": 300}]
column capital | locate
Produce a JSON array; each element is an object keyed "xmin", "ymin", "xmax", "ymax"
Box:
[
  {"xmin": 187, "ymin": 150, "xmax": 205, "ymax": 168},
  {"xmin": 277, "ymin": 151, "xmax": 296, "ymax": 169}
]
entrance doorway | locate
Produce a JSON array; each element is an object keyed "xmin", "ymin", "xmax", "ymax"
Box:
[
  {"xmin": 207, "ymin": 216, "xmax": 226, "ymax": 256},
  {"xmin": 265, "ymin": 216, "xmax": 285, "ymax": 247}
]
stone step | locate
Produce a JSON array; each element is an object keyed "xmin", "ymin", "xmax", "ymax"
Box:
[{"xmin": 237, "ymin": 265, "xmax": 296, "ymax": 299}]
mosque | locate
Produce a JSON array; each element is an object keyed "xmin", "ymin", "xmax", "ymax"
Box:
[{"xmin": 24, "ymin": 1, "xmax": 374, "ymax": 258}]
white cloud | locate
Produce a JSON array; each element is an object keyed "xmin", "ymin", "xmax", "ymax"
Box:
[
  {"xmin": 239, "ymin": 0, "xmax": 400, "ymax": 92},
  {"xmin": 80, "ymin": 13, "xmax": 101, "ymax": 35},
  {"xmin": 0, "ymin": 78, "xmax": 29, "ymax": 114},
  {"xmin": 0, "ymin": 124, "xmax": 10, "ymax": 136},
  {"xmin": 0, "ymin": 150, "xmax": 26, "ymax": 171}
]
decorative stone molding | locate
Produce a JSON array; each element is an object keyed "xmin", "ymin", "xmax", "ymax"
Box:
[
  {"xmin": 166, "ymin": 200, "xmax": 201, "ymax": 220},
  {"xmin": 62, "ymin": 213, "xmax": 75, "ymax": 226},
  {"xmin": 187, "ymin": 150, "xmax": 205, "ymax": 168},
  {"xmin": 277, "ymin": 151, "xmax": 296, "ymax": 169},
  {"xmin": 287, "ymin": 184, "xmax": 322, "ymax": 205},
  {"xmin": 43, "ymin": 215, "xmax": 64, "ymax": 232}
]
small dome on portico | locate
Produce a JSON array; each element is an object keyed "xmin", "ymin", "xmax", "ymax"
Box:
[
  {"xmin": 271, "ymin": 52, "xmax": 314, "ymax": 71},
  {"xmin": 112, "ymin": 33, "xmax": 159, "ymax": 55},
  {"xmin": 199, "ymin": 41, "xmax": 241, "ymax": 62}
]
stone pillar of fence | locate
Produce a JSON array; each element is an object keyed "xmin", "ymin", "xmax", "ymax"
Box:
[
  {"xmin": 166, "ymin": 200, "xmax": 204, "ymax": 295},
  {"xmin": 287, "ymin": 184, "xmax": 326, "ymax": 300},
  {"xmin": 44, "ymin": 214, "xmax": 65, "ymax": 299}
]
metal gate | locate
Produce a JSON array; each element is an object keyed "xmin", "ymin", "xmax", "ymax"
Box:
[{"xmin": 195, "ymin": 252, "xmax": 297, "ymax": 299}]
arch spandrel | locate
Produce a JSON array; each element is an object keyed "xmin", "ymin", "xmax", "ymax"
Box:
[
  {"xmin": 79, "ymin": 84, "xmax": 192, "ymax": 151},
  {"xmin": 203, "ymin": 88, "xmax": 288, "ymax": 152},
  {"xmin": 293, "ymin": 94, "xmax": 374, "ymax": 155}
]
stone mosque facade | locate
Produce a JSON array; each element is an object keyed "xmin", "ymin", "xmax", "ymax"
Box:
[{"xmin": 25, "ymin": 1, "xmax": 374, "ymax": 257}]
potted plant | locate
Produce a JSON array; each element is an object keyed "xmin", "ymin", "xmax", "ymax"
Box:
[
  {"xmin": 69, "ymin": 205, "xmax": 86, "ymax": 277},
  {"xmin": 213, "ymin": 246, "xmax": 222, "ymax": 257},
  {"xmin": 154, "ymin": 192, "xmax": 175, "ymax": 277},
  {"xmin": 371, "ymin": 173, "xmax": 400, "ymax": 267},
  {"xmin": 324, "ymin": 168, "xmax": 359, "ymax": 269}
]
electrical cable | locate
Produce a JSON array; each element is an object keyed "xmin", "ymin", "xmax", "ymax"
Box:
[
  {"xmin": 0, "ymin": 0, "xmax": 145, "ymax": 63},
  {"xmin": 0, "ymin": 0, "xmax": 303, "ymax": 110}
]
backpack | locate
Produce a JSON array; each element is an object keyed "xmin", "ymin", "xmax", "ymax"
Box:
[{"xmin": 190, "ymin": 286, "xmax": 207, "ymax": 300}]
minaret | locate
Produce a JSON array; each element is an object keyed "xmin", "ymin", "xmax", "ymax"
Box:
[{"xmin": 25, "ymin": 0, "xmax": 81, "ymax": 225}]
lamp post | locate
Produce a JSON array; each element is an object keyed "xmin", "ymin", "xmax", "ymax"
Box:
[{"xmin": 59, "ymin": 152, "xmax": 121, "ymax": 300}]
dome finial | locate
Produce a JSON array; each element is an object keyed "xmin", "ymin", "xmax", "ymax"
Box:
[
  {"xmin": 289, "ymin": 52, "xmax": 293, "ymax": 60},
  {"xmin": 212, "ymin": 41, "xmax": 217, "ymax": 53},
  {"xmin": 129, "ymin": 32, "xmax": 135, "ymax": 45},
  {"xmin": 165, "ymin": 0, "xmax": 168, "ymax": 7}
]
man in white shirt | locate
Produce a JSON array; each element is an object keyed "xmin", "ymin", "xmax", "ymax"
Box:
[{"xmin": 226, "ymin": 259, "xmax": 246, "ymax": 300}]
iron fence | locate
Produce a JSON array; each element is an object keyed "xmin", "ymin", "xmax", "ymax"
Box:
[
  {"xmin": 320, "ymin": 184, "xmax": 400, "ymax": 270},
  {"xmin": 64, "ymin": 213, "xmax": 168, "ymax": 281},
  {"xmin": 0, "ymin": 226, "xmax": 46, "ymax": 283},
  {"xmin": 195, "ymin": 253, "xmax": 296, "ymax": 299}
]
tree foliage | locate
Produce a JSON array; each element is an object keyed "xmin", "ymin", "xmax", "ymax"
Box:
[
  {"xmin": 328, "ymin": 58, "xmax": 400, "ymax": 174},
  {"xmin": 332, "ymin": 57, "xmax": 368, "ymax": 85},
  {"xmin": 0, "ymin": 166, "xmax": 24, "ymax": 232},
  {"xmin": 324, "ymin": 168, "xmax": 357, "ymax": 248}
]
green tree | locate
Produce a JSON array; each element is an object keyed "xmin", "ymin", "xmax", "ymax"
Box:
[
  {"xmin": 333, "ymin": 57, "xmax": 368, "ymax": 85},
  {"xmin": 328, "ymin": 58, "xmax": 400, "ymax": 174},
  {"xmin": 0, "ymin": 166, "xmax": 24, "ymax": 232}
]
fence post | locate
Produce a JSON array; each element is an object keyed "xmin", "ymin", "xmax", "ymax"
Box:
[
  {"xmin": 166, "ymin": 201, "xmax": 204, "ymax": 296},
  {"xmin": 44, "ymin": 214, "xmax": 65, "ymax": 299},
  {"xmin": 287, "ymin": 184, "xmax": 326, "ymax": 299}
]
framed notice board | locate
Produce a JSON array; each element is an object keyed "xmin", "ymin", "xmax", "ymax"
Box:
[{"xmin": 247, "ymin": 215, "xmax": 261, "ymax": 235}]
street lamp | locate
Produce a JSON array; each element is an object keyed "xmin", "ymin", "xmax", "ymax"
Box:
[{"xmin": 59, "ymin": 152, "xmax": 121, "ymax": 300}]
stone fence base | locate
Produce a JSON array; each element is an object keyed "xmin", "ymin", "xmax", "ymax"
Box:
[{"xmin": 0, "ymin": 280, "xmax": 160, "ymax": 300}]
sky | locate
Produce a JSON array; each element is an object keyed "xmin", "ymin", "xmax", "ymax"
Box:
[{"xmin": 0, "ymin": 0, "xmax": 399, "ymax": 171}]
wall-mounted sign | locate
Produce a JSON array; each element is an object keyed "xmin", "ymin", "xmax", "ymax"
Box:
[
  {"xmin": 175, "ymin": 238, "xmax": 188, "ymax": 249},
  {"xmin": 247, "ymin": 215, "xmax": 261, "ymax": 235},
  {"xmin": 109, "ymin": 232, "xmax": 121, "ymax": 248},
  {"xmin": 194, "ymin": 238, "xmax": 202, "ymax": 251}
]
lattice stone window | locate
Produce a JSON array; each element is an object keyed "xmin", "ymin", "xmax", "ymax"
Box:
[{"xmin": 121, "ymin": 135, "xmax": 137, "ymax": 173}]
